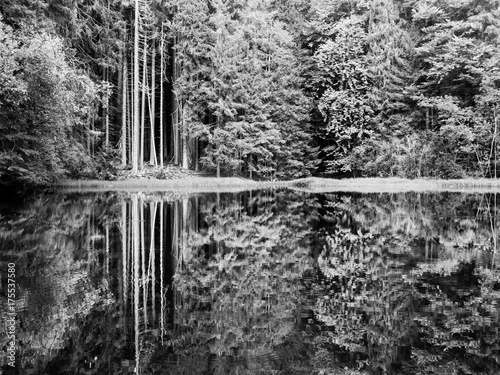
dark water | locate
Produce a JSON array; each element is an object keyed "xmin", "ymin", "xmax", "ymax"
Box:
[{"xmin": 1, "ymin": 190, "xmax": 500, "ymax": 374}]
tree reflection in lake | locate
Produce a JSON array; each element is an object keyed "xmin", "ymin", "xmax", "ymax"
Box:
[{"xmin": 0, "ymin": 191, "xmax": 499, "ymax": 374}]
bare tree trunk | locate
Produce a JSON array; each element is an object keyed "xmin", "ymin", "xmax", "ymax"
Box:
[
  {"xmin": 495, "ymin": 105, "xmax": 498, "ymax": 179},
  {"xmin": 87, "ymin": 115, "xmax": 91, "ymax": 154},
  {"xmin": 105, "ymin": 69, "xmax": 110, "ymax": 148},
  {"xmin": 121, "ymin": 49, "xmax": 128, "ymax": 166},
  {"xmin": 140, "ymin": 28, "xmax": 148, "ymax": 169},
  {"xmin": 172, "ymin": 35, "xmax": 179, "ymax": 165},
  {"xmin": 249, "ymin": 154, "xmax": 253, "ymax": 179},
  {"xmin": 160, "ymin": 23, "xmax": 165, "ymax": 168},
  {"xmin": 181, "ymin": 103, "xmax": 188, "ymax": 169},
  {"xmin": 150, "ymin": 41, "xmax": 158, "ymax": 166},
  {"xmin": 132, "ymin": 0, "xmax": 140, "ymax": 172},
  {"xmin": 194, "ymin": 139, "xmax": 199, "ymax": 171},
  {"xmin": 216, "ymin": 117, "xmax": 221, "ymax": 177},
  {"xmin": 129, "ymin": 52, "xmax": 133, "ymax": 164}
]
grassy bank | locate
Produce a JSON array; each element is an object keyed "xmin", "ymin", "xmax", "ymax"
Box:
[
  {"xmin": 287, "ymin": 177, "xmax": 500, "ymax": 193},
  {"xmin": 57, "ymin": 177, "xmax": 287, "ymax": 193},
  {"xmin": 56, "ymin": 176, "xmax": 500, "ymax": 194}
]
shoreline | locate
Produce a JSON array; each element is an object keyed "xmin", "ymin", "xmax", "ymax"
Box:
[{"xmin": 55, "ymin": 177, "xmax": 500, "ymax": 194}]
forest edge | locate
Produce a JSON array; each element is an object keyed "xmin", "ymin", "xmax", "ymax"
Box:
[{"xmin": 56, "ymin": 176, "xmax": 500, "ymax": 194}]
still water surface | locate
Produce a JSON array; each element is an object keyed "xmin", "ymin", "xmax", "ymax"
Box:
[{"xmin": 1, "ymin": 190, "xmax": 500, "ymax": 374}]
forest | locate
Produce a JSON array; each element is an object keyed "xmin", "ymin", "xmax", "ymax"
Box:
[{"xmin": 1, "ymin": 0, "xmax": 500, "ymax": 187}]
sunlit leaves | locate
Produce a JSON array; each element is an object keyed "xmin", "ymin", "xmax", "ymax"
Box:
[{"xmin": 0, "ymin": 19, "xmax": 97, "ymax": 186}]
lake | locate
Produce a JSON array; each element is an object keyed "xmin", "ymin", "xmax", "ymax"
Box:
[{"xmin": 1, "ymin": 189, "xmax": 500, "ymax": 374}]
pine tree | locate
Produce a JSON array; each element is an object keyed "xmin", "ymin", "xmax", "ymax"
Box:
[
  {"xmin": 132, "ymin": 0, "xmax": 140, "ymax": 172},
  {"xmin": 366, "ymin": 0, "xmax": 414, "ymax": 135},
  {"xmin": 312, "ymin": 15, "xmax": 374, "ymax": 174}
]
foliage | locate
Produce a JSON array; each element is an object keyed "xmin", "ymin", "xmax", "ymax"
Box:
[
  {"xmin": 0, "ymin": 17, "xmax": 98, "ymax": 187},
  {"xmin": 312, "ymin": 15, "xmax": 374, "ymax": 174},
  {"xmin": 299, "ymin": 0, "xmax": 500, "ymax": 178},
  {"xmin": 171, "ymin": 0, "xmax": 314, "ymax": 179}
]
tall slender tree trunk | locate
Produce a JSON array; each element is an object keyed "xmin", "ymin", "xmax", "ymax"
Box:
[
  {"xmin": 495, "ymin": 105, "xmax": 498, "ymax": 179},
  {"xmin": 140, "ymin": 28, "xmax": 148, "ymax": 169},
  {"xmin": 181, "ymin": 103, "xmax": 188, "ymax": 169},
  {"xmin": 132, "ymin": 0, "xmax": 140, "ymax": 173},
  {"xmin": 129, "ymin": 52, "xmax": 133, "ymax": 164},
  {"xmin": 150, "ymin": 41, "xmax": 158, "ymax": 165},
  {"xmin": 172, "ymin": 35, "xmax": 179, "ymax": 165},
  {"xmin": 104, "ymin": 70, "xmax": 109, "ymax": 148},
  {"xmin": 87, "ymin": 115, "xmax": 91, "ymax": 154},
  {"xmin": 194, "ymin": 139, "xmax": 199, "ymax": 171},
  {"xmin": 216, "ymin": 117, "xmax": 221, "ymax": 177},
  {"xmin": 160, "ymin": 24, "xmax": 165, "ymax": 168},
  {"xmin": 121, "ymin": 48, "xmax": 127, "ymax": 166},
  {"xmin": 249, "ymin": 154, "xmax": 253, "ymax": 179}
]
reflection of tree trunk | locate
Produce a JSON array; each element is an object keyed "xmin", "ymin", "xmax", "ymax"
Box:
[
  {"xmin": 160, "ymin": 200, "xmax": 164, "ymax": 343},
  {"xmin": 132, "ymin": 194, "xmax": 140, "ymax": 371},
  {"xmin": 182, "ymin": 198, "xmax": 188, "ymax": 263},
  {"xmin": 150, "ymin": 202, "xmax": 157, "ymax": 325},
  {"xmin": 105, "ymin": 220, "xmax": 110, "ymax": 276},
  {"xmin": 88, "ymin": 213, "xmax": 93, "ymax": 273},
  {"xmin": 491, "ymin": 194, "xmax": 497, "ymax": 267},
  {"xmin": 140, "ymin": 197, "xmax": 147, "ymax": 328},
  {"xmin": 172, "ymin": 200, "xmax": 179, "ymax": 328},
  {"xmin": 121, "ymin": 200, "xmax": 128, "ymax": 316},
  {"xmin": 194, "ymin": 196, "xmax": 199, "ymax": 234},
  {"xmin": 173, "ymin": 201, "xmax": 179, "ymax": 272}
]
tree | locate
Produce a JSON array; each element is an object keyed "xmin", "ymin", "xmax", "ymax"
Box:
[
  {"xmin": 312, "ymin": 15, "xmax": 374, "ymax": 175},
  {"xmin": 0, "ymin": 18, "xmax": 98, "ymax": 186},
  {"xmin": 132, "ymin": 0, "xmax": 140, "ymax": 172}
]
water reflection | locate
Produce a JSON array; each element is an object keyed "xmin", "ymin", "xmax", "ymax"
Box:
[{"xmin": 0, "ymin": 191, "xmax": 500, "ymax": 374}]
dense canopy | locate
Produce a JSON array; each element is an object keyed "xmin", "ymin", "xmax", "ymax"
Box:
[{"xmin": 1, "ymin": 0, "xmax": 500, "ymax": 186}]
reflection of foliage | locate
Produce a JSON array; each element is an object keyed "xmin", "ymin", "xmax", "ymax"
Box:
[
  {"xmin": 311, "ymin": 192, "xmax": 500, "ymax": 375},
  {"xmin": 2, "ymin": 191, "xmax": 500, "ymax": 374},
  {"xmin": 168, "ymin": 191, "xmax": 316, "ymax": 374},
  {"xmin": 0, "ymin": 193, "xmax": 117, "ymax": 372}
]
